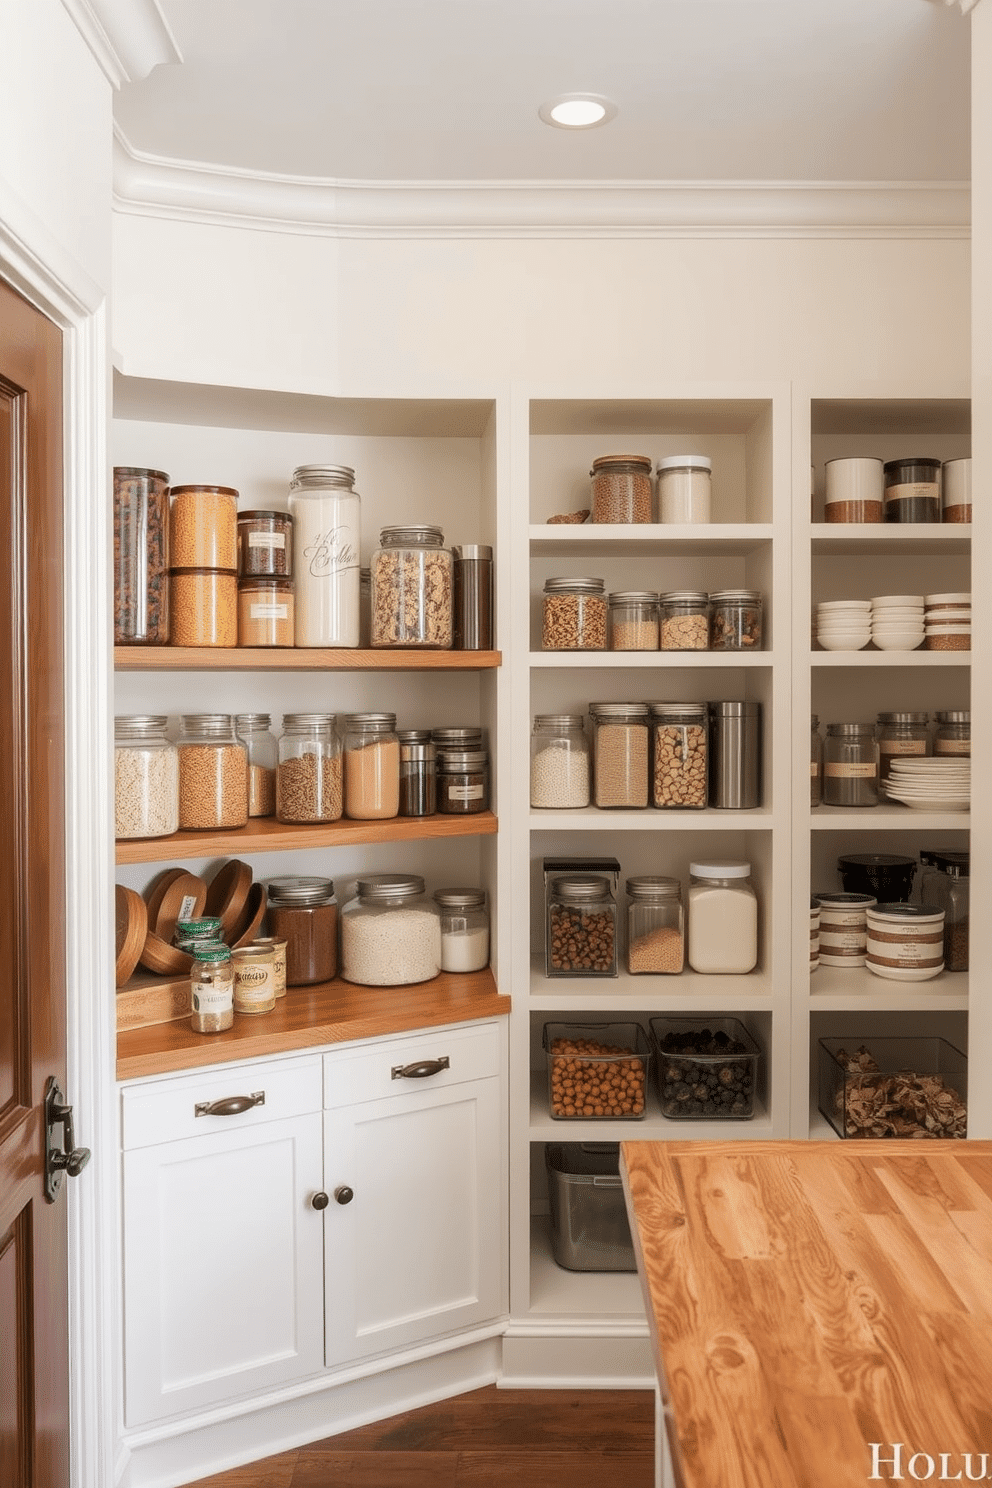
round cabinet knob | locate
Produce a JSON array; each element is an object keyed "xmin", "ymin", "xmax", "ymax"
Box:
[
  {"xmin": 334, "ymin": 1185, "xmax": 354, "ymax": 1206},
  {"xmin": 310, "ymin": 1191, "xmax": 330, "ymax": 1211}
]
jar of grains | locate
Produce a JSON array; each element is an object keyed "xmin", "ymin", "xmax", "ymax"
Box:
[
  {"xmin": 276, "ymin": 713, "xmax": 343, "ymax": 824},
  {"xmin": 656, "ymin": 455, "xmax": 711, "ymax": 524},
  {"xmin": 709, "ymin": 590, "xmax": 763, "ymax": 651},
  {"xmin": 371, "ymin": 525, "xmax": 452, "ymax": 648},
  {"xmin": 398, "ymin": 729, "xmax": 436, "ymax": 817},
  {"xmin": 341, "ymin": 874, "xmax": 442, "ymax": 986},
  {"xmin": 658, "ymin": 591, "xmax": 710, "ymax": 651},
  {"xmin": 266, "ymin": 876, "xmax": 337, "ymax": 986},
  {"xmin": 437, "ymin": 749, "xmax": 489, "ymax": 814},
  {"xmin": 811, "ymin": 714, "xmax": 823, "ymax": 807},
  {"xmin": 648, "ymin": 702, "xmax": 708, "ymax": 809},
  {"xmin": 113, "ymin": 467, "xmax": 170, "ymax": 645},
  {"xmin": 237, "ymin": 510, "xmax": 293, "ymax": 577},
  {"xmin": 823, "ymin": 722, "xmax": 879, "ymax": 807},
  {"xmin": 177, "ymin": 714, "xmax": 248, "ymax": 830},
  {"xmin": 235, "ymin": 713, "xmax": 278, "ymax": 817},
  {"xmin": 608, "ymin": 591, "xmax": 659, "ymax": 651},
  {"xmin": 687, "ymin": 861, "xmax": 758, "ymax": 975},
  {"xmin": 288, "ymin": 464, "xmax": 361, "ymax": 648},
  {"xmin": 876, "ymin": 711, "xmax": 929, "ymax": 781},
  {"xmin": 823, "ymin": 458, "xmax": 884, "ymax": 524},
  {"xmin": 114, "ymin": 715, "xmax": 179, "ymax": 839},
  {"xmin": 190, "ymin": 943, "xmax": 235, "ymax": 1034},
  {"xmin": 542, "ymin": 577, "xmax": 607, "ymax": 651},
  {"xmin": 883, "ymin": 457, "xmax": 941, "ymax": 523},
  {"xmin": 865, "ymin": 904, "xmax": 944, "ymax": 982},
  {"xmin": 933, "ymin": 710, "xmax": 970, "ymax": 757},
  {"xmin": 589, "ymin": 454, "xmax": 653, "ymax": 523},
  {"xmin": 941, "ymin": 458, "xmax": 972, "ymax": 523},
  {"xmin": 170, "ymin": 484, "xmax": 239, "ymax": 570},
  {"xmin": 433, "ymin": 888, "xmax": 490, "ymax": 973},
  {"xmin": 546, "ymin": 875, "xmax": 618, "ymax": 978},
  {"xmin": 625, "ymin": 876, "xmax": 684, "ymax": 975},
  {"xmin": 169, "ymin": 568, "xmax": 238, "ymax": 647},
  {"xmin": 251, "ymin": 936, "xmax": 287, "ymax": 998},
  {"xmin": 237, "ymin": 576, "xmax": 295, "ymax": 646},
  {"xmin": 343, "ymin": 712, "xmax": 400, "ymax": 820},
  {"xmin": 589, "ymin": 702, "xmax": 650, "ymax": 809},
  {"xmin": 530, "ymin": 715, "xmax": 590, "ymax": 809}
]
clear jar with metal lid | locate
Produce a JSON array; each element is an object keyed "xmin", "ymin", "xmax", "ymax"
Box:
[
  {"xmin": 546, "ymin": 874, "xmax": 618, "ymax": 977},
  {"xmin": 530, "ymin": 715, "xmax": 590, "ymax": 809},
  {"xmin": 589, "ymin": 702, "xmax": 650, "ymax": 809},
  {"xmin": 235, "ymin": 713, "xmax": 277, "ymax": 817},
  {"xmin": 343, "ymin": 712, "xmax": 400, "ymax": 819},
  {"xmin": 398, "ymin": 729, "xmax": 436, "ymax": 817},
  {"xmin": 608, "ymin": 591, "xmax": 659, "ymax": 651},
  {"xmin": 276, "ymin": 713, "xmax": 342, "ymax": 823},
  {"xmin": 876, "ymin": 711, "xmax": 929, "ymax": 781},
  {"xmin": 434, "ymin": 888, "xmax": 490, "ymax": 973},
  {"xmin": 371, "ymin": 524, "xmax": 452, "ymax": 648},
  {"xmin": 237, "ymin": 576, "xmax": 294, "ymax": 646},
  {"xmin": 590, "ymin": 454, "xmax": 653, "ymax": 523},
  {"xmin": 114, "ymin": 467, "xmax": 171, "ymax": 645},
  {"xmin": 709, "ymin": 590, "xmax": 763, "ymax": 651},
  {"xmin": 811, "ymin": 714, "xmax": 823, "ymax": 808},
  {"xmin": 648, "ymin": 702, "xmax": 708, "ymax": 809},
  {"xmin": 658, "ymin": 591, "xmax": 710, "ymax": 651},
  {"xmin": 883, "ymin": 457, "xmax": 941, "ymax": 523},
  {"xmin": 823, "ymin": 723, "xmax": 879, "ymax": 807},
  {"xmin": 190, "ymin": 943, "xmax": 235, "ymax": 1034},
  {"xmin": 176, "ymin": 714, "xmax": 248, "ymax": 830},
  {"xmin": 656, "ymin": 455, "xmax": 711, "ymax": 524},
  {"xmin": 866, "ymin": 904, "xmax": 944, "ymax": 981},
  {"xmin": 437, "ymin": 748, "xmax": 489, "ymax": 814},
  {"xmin": 237, "ymin": 509, "xmax": 293, "ymax": 577},
  {"xmin": 433, "ymin": 726, "xmax": 483, "ymax": 754},
  {"xmin": 341, "ymin": 874, "xmax": 441, "ymax": 986},
  {"xmin": 542, "ymin": 577, "xmax": 607, "ymax": 650},
  {"xmin": 625, "ymin": 876, "xmax": 684, "ymax": 975},
  {"xmin": 687, "ymin": 861, "xmax": 757, "ymax": 974},
  {"xmin": 231, "ymin": 944, "xmax": 278, "ymax": 1015},
  {"xmin": 933, "ymin": 710, "xmax": 970, "ymax": 757},
  {"xmin": 266, "ymin": 876, "xmax": 337, "ymax": 986},
  {"xmin": 170, "ymin": 484, "xmax": 239, "ymax": 571},
  {"xmin": 938, "ymin": 853, "xmax": 969, "ymax": 972},
  {"xmin": 114, "ymin": 715, "xmax": 179, "ymax": 839},
  {"xmin": 288, "ymin": 464, "xmax": 361, "ymax": 647}
]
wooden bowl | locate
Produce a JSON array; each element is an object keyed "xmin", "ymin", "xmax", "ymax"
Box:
[
  {"xmin": 139, "ymin": 931, "xmax": 194, "ymax": 977},
  {"xmin": 151, "ymin": 871, "xmax": 208, "ymax": 943},
  {"xmin": 143, "ymin": 867, "xmax": 186, "ymax": 925},
  {"xmin": 205, "ymin": 859, "xmax": 253, "ymax": 939},
  {"xmin": 115, "ymin": 885, "xmax": 147, "ymax": 988},
  {"xmin": 230, "ymin": 882, "xmax": 267, "ymax": 949}
]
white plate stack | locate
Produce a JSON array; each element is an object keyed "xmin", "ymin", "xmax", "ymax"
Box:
[
  {"xmin": 814, "ymin": 600, "xmax": 871, "ymax": 651},
  {"xmin": 924, "ymin": 592, "xmax": 971, "ymax": 652},
  {"xmin": 870, "ymin": 594, "xmax": 924, "ymax": 652},
  {"xmin": 881, "ymin": 757, "xmax": 970, "ymax": 812}
]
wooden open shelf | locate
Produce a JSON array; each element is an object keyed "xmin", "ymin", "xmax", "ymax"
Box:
[{"xmin": 115, "ymin": 647, "xmax": 501, "ymax": 671}]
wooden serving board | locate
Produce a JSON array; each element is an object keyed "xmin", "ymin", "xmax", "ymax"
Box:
[{"xmin": 116, "ymin": 972, "xmax": 191, "ymax": 1032}]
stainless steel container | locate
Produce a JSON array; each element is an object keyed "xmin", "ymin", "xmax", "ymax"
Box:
[
  {"xmin": 708, "ymin": 700, "xmax": 761, "ymax": 809},
  {"xmin": 452, "ymin": 544, "xmax": 493, "ymax": 649}
]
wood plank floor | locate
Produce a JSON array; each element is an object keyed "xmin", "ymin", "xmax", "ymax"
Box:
[{"xmin": 182, "ymin": 1385, "xmax": 656, "ymax": 1488}]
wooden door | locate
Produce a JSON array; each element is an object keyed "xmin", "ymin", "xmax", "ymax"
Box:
[{"xmin": 0, "ymin": 277, "xmax": 69, "ymax": 1487}]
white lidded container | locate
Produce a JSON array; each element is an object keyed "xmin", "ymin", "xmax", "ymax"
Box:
[
  {"xmin": 656, "ymin": 455, "xmax": 711, "ymax": 523},
  {"xmin": 288, "ymin": 464, "xmax": 361, "ymax": 647},
  {"xmin": 866, "ymin": 903, "xmax": 944, "ymax": 981},
  {"xmin": 687, "ymin": 860, "xmax": 757, "ymax": 974}
]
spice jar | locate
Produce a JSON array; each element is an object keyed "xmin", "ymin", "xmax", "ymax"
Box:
[
  {"xmin": 190, "ymin": 944, "xmax": 234, "ymax": 1034},
  {"xmin": 433, "ymin": 888, "xmax": 489, "ymax": 973},
  {"xmin": 343, "ymin": 712, "xmax": 400, "ymax": 820},
  {"xmin": 170, "ymin": 484, "xmax": 239, "ymax": 570},
  {"xmin": 541, "ymin": 577, "xmax": 607, "ymax": 651},
  {"xmin": 687, "ymin": 861, "xmax": 757, "ymax": 975},
  {"xmin": 114, "ymin": 467, "xmax": 170, "ymax": 645},
  {"xmin": 709, "ymin": 590, "xmax": 763, "ymax": 651},
  {"xmin": 251, "ymin": 936, "xmax": 287, "ymax": 998},
  {"xmin": 114, "ymin": 715, "xmax": 179, "ymax": 840},
  {"xmin": 866, "ymin": 904, "xmax": 944, "ymax": 981},
  {"xmin": 883, "ymin": 457, "xmax": 941, "ymax": 523},
  {"xmin": 648, "ymin": 703, "xmax": 708, "ymax": 809},
  {"xmin": 398, "ymin": 730, "xmax": 436, "ymax": 817},
  {"xmin": 546, "ymin": 875, "xmax": 618, "ymax": 978},
  {"xmin": 371, "ymin": 525, "xmax": 452, "ymax": 648},
  {"xmin": 658, "ymin": 591, "xmax": 709, "ymax": 651},
  {"xmin": 266, "ymin": 876, "xmax": 337, "ymax": 986},
  {"xmin": 823, "ymin": 723, "xmax": 879, "ymax": 808},
  {"xmin": 177, "ymin": 714, "xmax": 249, "ymax": 830},
  {"xmin": 288, "ymin": 464, "xmax": 361, "ymax": 647},
  {"xmin": 276, "ymin": 713, "xmax": 343, "ymax": 823},
  {"xmin": 437, "ymin": 748, "xmax": 489, "ymax": 814},
  {"xmin": 530, "ymin": 715, "xmax": 590, "ymax": 809},
  {"xmin": 340, "ymin": 874, "xmax": 441, "ymax": 986},
  {"xmin": 938, "ymin": 853, "xmax": 969, "ymax": 972},
  {"xmin": 170, "ymin": 568, "xmax": 238, "ymax": 647},
  {"xmin": 876, "ymin": 711, "xmax": 929, "ymax": 781},
  {"xmin": 625, "ymin": 876, "xmax": 684, "ymax": 975},
  {"xmin": 432, "ymin": 726, "xmax": 483, "ymax": 754},
  {"xmin": 452, "ymin": 544, "xmax": 494, "ymax": 650},
  {"xmin": 941, "ymin": 458, "xmax": 972, "ymax": 523},
  {"xmin": 235, "ymin": 713, "xmax": 277, "ymax": 817},
  {"xmin": 823, "ymin": 458, "xmax": 884, "ymax": 524},
  {"xmin": 237, "ymin": 510, "xmax": 293, "ymax": 576},
  {"xmin": 656, "ymin": 455, "xmax": 711, "ymax": 524},
  {"xmin": 814, "ymin": 892, "xmax": 876, "ymax": 968},
  {"xmin": 811, "ymin": 714, "xmax": 823, "ymax": 808},
  {"xmin": 589, "ymin": 454, "xmax": 652, "ymax": 523},
  {"xmin": 237, "ymin": 576, "xmax": 294, "ymax": 647},
  {"xmin": 589, "ymin": 702, "xmax": 650, "ymax": 809},
  {"xmin": 608, "ymin": 591, "xmax": 659, "ymax": 651},
  {"xmin": 231, "ymin": 944, "xmax": 278, "ymax": 1015},
  {"xmin": 933, "ymin": 710, "xmax": 970, "ymax": 757}
]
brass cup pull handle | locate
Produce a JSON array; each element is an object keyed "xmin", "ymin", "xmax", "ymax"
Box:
[
  {"xmin": 391, "ymin": 1057, "xmax": 450, "ymax": 1080},
  {"xmin": 194, "ymin": 1091, "xmax": 266, "ymax": 1118}
]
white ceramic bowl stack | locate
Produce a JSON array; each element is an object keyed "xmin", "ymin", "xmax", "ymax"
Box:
[
  {"xmin": 923, "ymin": 592, "xmax": 971, "ymax": 652},
  {"xmin": 815, "ymin": 599, "xmax": 871, "ymax": 651},
  {"xmin": 881, "ymin": 757, "xmax": 970, "ymax": 812},
  {"xmin": 870, "ymin": 594, "xmax": 924, "ymax": 652}
]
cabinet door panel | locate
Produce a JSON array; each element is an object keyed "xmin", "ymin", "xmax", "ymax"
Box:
[{"xmin": 323, "ymin": 1079, "xmax": 502, "ymax": 1365}]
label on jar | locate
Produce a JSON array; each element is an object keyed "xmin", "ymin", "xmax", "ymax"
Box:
[
  {"xmin": 191, "ymin": 976, "xmax": 234, "ymax": 1015},
  {"xmin": 885, "ymin": 482, "xmax": 939, "ymax": 505},
  {"xmin": 878, "ymin": 740, "xmax": 926, "ymax": 756},
  {"xmin": 934, "ymin": 739, "xmax": 970, "ymax": 755},
  {"xmin": 233, "ymin": 959, "xmax": 276, "ymax": 1011},
  {"xmin": 819, "ymin": 928, "xmax": 867, "ymax": 950},
  {"xmin": 824, "ymin": 762, "xmax": 877, "ymax": 778},
  {"xmin": 249, "ymin": 603, "xmax": 290, "ymax": 619},
  {"xmin": 248, "ymin": 532, "xmax": 286, "ymax": 550},
  {"xmin": 177, "ymin": 893, "xmax": 199, "ymax": 922},
  {"xmin": 810, "ymin": 761, "xmax": 819, "ymax": 777},
  {"xmin": 448, "ymin": 783, "xmax": 485, "ymax": 801},
  {"xmin": 867, "ymin": 944, "xmax": 943, "ymax": 968}
]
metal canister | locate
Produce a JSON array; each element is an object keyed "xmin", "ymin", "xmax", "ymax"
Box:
[
  {"xmin": 398, "ymin": 729, "xmax": 436, "ymax": 816},
  {"xmin": 452, "ymin": 544, "xmax": 493, "ymax": 649},
  {"xmin": 231, "ymin": 943, "xmax": 278, "ymax": 1014},
  {"xmin": 708, "ymin": 700, "xmax": 761, "ymax": 809},
  {"xmin": 251, "ymin": 936, "xmax": 287, "ymax": 998}
]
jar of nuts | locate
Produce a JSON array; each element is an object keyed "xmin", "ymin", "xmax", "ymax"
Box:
[
  {"xmin": 176, "ymin": 714, "xmax": 249, "ymax": 831},
  {"xmin": 658, "ymin": 591, "xmax": 710, "ymax": 651},
  {"xmin": 608, "ymin": 591, "xmax": 659, "ymax": 651},
  {"xmin": 277, "ymin": 713, "xmax": 343, "ymax": 824},
  {"xmin": 589, "ymin": 455, "xmax": 653, "ymax": 524},
  {"xmin": 648, "ymin": 702, "xmax": 708, "ymax": 809},
  {"xmin": 543, "ymin": 1022, "xmax": 650, "ymax": 1120},
  {"xmin": 541, "ymin": 577, "xmax": 607, "ymax": 651},
  {"xmin": 626, "ymin": 876, "xmax": 684, "ymax": 975},
  {"xmin": 371, "ymin": 525, "xmax": 453, "ymax": 648},
  {"xmin": 709, "ymin": 590, "xmax": 763, "ymax": 651},
  {"xmin": 589, "ymin": 702, "xmax": 650, "ymax": 809},
  {"xmin": 546, "ymin": 875, "xmax": 618, "ymax": 977}
]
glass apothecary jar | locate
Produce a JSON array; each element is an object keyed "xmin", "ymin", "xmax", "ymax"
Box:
[
  {"xmin": 687, "ymin": 861, "xmax": 758, "ymax": 975},
  {"xmin": 237, "ymin": 576, "xmax": 294, "ymax": 647},
  {"xmin": 113, "ymin": 467, "xmax": 170, "ymax": 645},
  {"xmin": 876, "ymin": 711, "xmax": 929, "ymax": 781},
  {"xmin": 276, "ymin": 713, "xmax": 343, "ymax": 823},
  {"xmin": 608, "ymin": 591, "xmax": 659, "ymax": 651},
  {"xmin": 933, "ymin": 710, "xmax": 970, "ymax": 757},
  {"xmin": 883, "ymin": 457, "xmax": 941, "ymax": 523},
  {"xmin": 237, "ymin": 509, "xmax": 293, "ymax": 577},
  {"xmin": 656, "ymin": 455, "xmax": 711, "ymax": 524},
  {"xmin": 371, "ymin": 525, "xmax": 452, "ymax": 648},
  {"xmin": 235, "ymin": 712, "xmax": 277, "ymax": 818},
  {"xmin": 190, "ymin": 943, "xmax": 235, "ymax": 1034},
  {"xmin": 541, "ymin": 577, "xmax": 607, "ymax": 651},
  {"xmin": 625, "ymin": 875, "xmax": 684, "ymax": 974},
  {"xmin": 546, "ymin": 875, "xmax": 618, "ymax": 978},
  {"xmin": 343, "ymin": 712, "xmax": 400, "ymax": 820},
  {"xmin": 709, "ymin": 590, "xmax": 763, "ymax": 651},
  {"xmin": 648, "ymin": 703, "xmax": 708, "ymax": 809},
  {"xmin": 658, "ymin": 591, "xmax": 709, "ymax": 651},
  {"xmin": 530, "ymin": 715, "xmax": 590, "ymax": 809},
  {"xmin": 176, "ymin": 714, "xmax": 248, "ymax": 830},
  {"xmin": 434, "ymin": 888, "xmax": 490, "ymax": 973},
  {"xmin": 589, "ymin": 454, "xmax": 653, "ymax": 523},
  {"xmin": 589, "ymin": 702, "xmax": 649, "ymax": 809},
  {"xmin": 266, "ymin": 876, "xmax": 337, "ymax": 986},
  {"xmin": 823, "ymin": 723, "xmax": 879, "ymax": 808},
  {"xmin": 114, "ymin": 715, "xmax": 179, "ymax": 839},
  {"xmin": 170, "ymin": 484, "xmax": 239, "ymax": 571},
  {"xmin": 437, "ymin": 749, "xmax": 489, "ymax": 814},
  {"xmin": 398, "ymin": 729, "xmax": 436, "ymax": 817},
  {"xmin": 938, "ymin": 852, "xmax": 969, "ymax": 972},
  {"xmin": 288, "ymin": 464, "xmax": 361, "ymax": 647},
  {"xmin": 811, "ymin": 714, "xmax": 823, "ymax": 808},
  {"xmin": 340, "ymin": 875, "xmax": 441, "ymax": 986}
]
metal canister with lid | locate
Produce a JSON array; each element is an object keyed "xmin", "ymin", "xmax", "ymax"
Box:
[
  {"xmin": 398, "ymin": 729, "xmax": 436, "ymax": 817},
  {"xmin": 231, "ymin": 944, "xmax": 278, "ymax": 1015},
  {"xmin": 452, "ymin": 544, "xmax": 493, "ymax": 649}
]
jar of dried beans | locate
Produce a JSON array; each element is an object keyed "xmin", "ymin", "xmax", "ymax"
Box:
[
  {"xmin": 170, "ymin": 484, "xmax": 239, "ymax": 569},
  {"xmin": 608, "ymin": 591, "xmax": 659, "ymax": 651},
  {"xmin": 625, "ymin": 876, "xmax": 684, "ymax": 975},
  {"xmin": 288, "ymin": 464, "xmax": 361, "ymax": 647},
  {"xmin": 542, "ymin": 577, "xmax": 607, "ymax": 651},
  {"xmin": 546, "ymin": 875, "xmax": 618, "ymax": 977},
  {"xmin": 648, "ymin": 703, "xmax": 708, "ymax": 809},
  {"xmin": 114, "ymin": 715, "xmax": 179, "ymax": 839},
  {"xmin": 235, "ymin": 713, "xmax": 277, "ymax": 817},
  {"xmin": 113, "ymin": 467, "xmax": 170, "ymax": 645},
  {"xmin": 658, "ymin": 591, "xmax": 709, "ymax": 651},
  {"xmin": 276, "ymin": 713, "xmax": 343, "ymax": 823},
  {"xmin": 371, "ymin": 525, "xmax": 452, "ymax": 648},
  {"xmin": 266, "ymin": 876, "xmax": 337, "ymax": 986},
  {"xmin": 589, "ymin": 702, "xmax": 650, "ymax": 809},
  {"xmin": 177, "ymin": 714, "xmax": 249, "ymax": 830},
  {"xmin": 589, "ymin": 454, "xmax": 653, "ymax": 524},
  {"xmin": 343, "ymin": 712, "xmax": 400, "ymax": 819}
]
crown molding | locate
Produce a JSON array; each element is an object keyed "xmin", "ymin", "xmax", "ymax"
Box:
[{"xmin": 60, "ymin": 0, "xmax": 181, "ymax": 88}]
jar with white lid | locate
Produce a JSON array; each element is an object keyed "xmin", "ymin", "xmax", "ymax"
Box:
[
  {"xmin": 933, "ymin": 711, "xmax": 970, "ymax": 757},
  {"xmin": 876, "ymin": 711, "xmax": 929, "ymax": 781},
  {"xmin": 626, "ymin": 876, "xmax": 684, "ymax": 975},
  {"xmin": 542, "ymin": 577, "xmax": 607, "ymax": 650},
  {"xmin": 866, "ymin": 904, "xmax": 944, "ymax": 981},
  {"xmin": 709, "ymin": 590, "xmax": 763, "ymax": 651},
  {"xmin": 288, "ymin": 464, "xmax": 361, "ymax": 647},
  {"xmin": 343, "ymin": 712, "xmax": 399, "ymax": 820},
  {"xmin": 589, "ymin": 702, "xmax": 650, "ymax": 809},
  {"xmin": 235, "ymin": 712, "xmax": 277, "ymax": 817},
  {"xmin": 114, "ymin": 715, "xmax": 179, "ymax": 839},
  {"xmin": 608, "ymin": 591, "xmax": 659, "ymax": 651},
  {"xmin": 277, "ymin": 713, "xmax": 343, "ymax": 823},
  {"xmin": 687, "ymin": 861, "xmax": 757, "ymax": 975},
  {"xmin": 590, "ymin": 454, "xmax": 653, "ymax": 523},
  {"xmin": 177, "ymin": 714, "xmax": 248, "ymax": 830},
  {"xmin": 659, "ymin": 591, "xmax": 709, "ymax": 651},
  {"xmin": 546, "ymin": 875, "xmax": 618, "ymax": 977},
  {"xmin": 341, "ymin": 875, "xmax": 441, "ymax": 986},
  {"xmin": 371, "ymin": 524, "xmax": 452, "ymax": 648},
  {"xmin": 434, "ymin": 888, "xmax": 489, "ymax": 973},
  {"xmin": 530, "ymin": 715, "xmax": 590, "ymax": 809},
  {"xmin": 656, "ymin": 455, "xmax": 711, "ymax": 524}
]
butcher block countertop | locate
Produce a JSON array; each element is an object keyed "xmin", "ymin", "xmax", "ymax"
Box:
[{"xmin": 621, "ymin": 1140, "xmax": 992, "ymax": 1488}]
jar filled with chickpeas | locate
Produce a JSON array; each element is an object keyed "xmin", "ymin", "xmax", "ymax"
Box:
[
  {"xmin": 176, "ymin": 714, "xmax": 248, "ymax": 831},
  {"xmin": 648, "ymin": 702, "xmax": 708, "ymax": 809},
  {"xmin": 658, "ymin": 591, "xmax": 710, "ymax": 651}
]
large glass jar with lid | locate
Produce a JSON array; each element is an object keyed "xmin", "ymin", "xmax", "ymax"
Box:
[
  {"xmin": 933, "ymin": 710, "xmax": 970, "ymax": 757},
  {"xmin": 589, "ymin": 702, "xmax": 650, "ymax": 808},
  {"xmin": 648, "ymin": 702, "xmax": 708, "ymax": 809},
  {"xmin": 343, "ymin": 712, "xmax": 399, "ymax": 819},
  {"xmin": 176, "ymin": 714, "xmax": 248, "ymax": 830},
  {"xmin": 823, "ymin": 723, "xmax": 879, "ymax": 808},
  {"xmin": 811, "ymin": 714, "xmax": 823, "ymax": 807},
  {"xmin": 546, "ymin": 875, "xmax": 618, "ymax": 978},
  {"xmin": 608, "ymin": 591, "xmax": 659, "ymax": 651},
  {"xmin": 113, "ymin": 467, "xmax": 170, "ymax": 645},
  {"xmin": 530, "ymin": 715, "xmax": 589, "ymax": 809},
  {"xmin": 625, "ymin": 876, "xmax": 684, "ymax": 974},
  {"xmin": 371, "ymin": 525, "xmax": 452, "ymax": 648},
  {"xmin": 709, "ymin": 590, "xmax": 763, "ymax": 651},
  {"xmin": 433, "ymin": 888, "xmax": 490, "ymax": 973},
  {"xmin": 876, "ymin": 711, "xmax": 929, "ymax": 781},
  {"xmin": 541, "ymin": 577, "xmax": 607, "ymax": 651},
  {"xmin": 266, "ymin": 876, "xmax": 337, "ymax": 985},
  {"xmin": 114, "ymin": 715, "xmax": 179, "ymax": 840},
  {"xmin": 658, "ymin": 591, "xmax": 710, "ymax": 651},
  {"xmin": 589, "ymin": 453, "xmax": 653, "ymax": 523},
  {"xmin": 340, "ymin": 875, "xmax": 441, "ymax": 985},
  {"xmin": 687, "ymin": 861, "xmax": 758, "ymax": 974},
  {"xmin": 235, "ymin": 712, "xmax": 277, "ymax": 817},
  {"xmin": 288, "ymin": 464, "xmax": 361, "ymax": 647},
  {"xmin": 276, "ymin": 713, "xmax": 342, "ymax": 823}
]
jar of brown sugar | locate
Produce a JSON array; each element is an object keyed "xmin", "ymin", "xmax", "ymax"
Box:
[
  {"xmin": 590, "ymin": 454, "xmax": 653, "ymax": 524},
  {"xmin": 237, "ymin": 576, "xmax": 295, "ymax": 646},
  {"xmin": 265, "ymin": 877, "xmax": 337, "ymax": 986},
  {"xmin": 170, "ymin": 484, "xmax": 239, "ymax": 569},
  {"xmin": 343, "ymin": 712, "xmax": 400, "ymax": 819},
  {"xmin": 170, "ymin": 568, "xmax": 238, "ymax": 647}
]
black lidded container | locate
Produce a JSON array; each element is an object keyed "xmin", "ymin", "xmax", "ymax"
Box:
[
  {"xmin": 883, "ymin": 458, "xmax": 941, "ymax": 523},
  {"xmin": 837, "ymin": 853, "xmax": 916, "ymax": 904}
]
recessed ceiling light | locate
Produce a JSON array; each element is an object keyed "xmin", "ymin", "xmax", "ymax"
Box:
[{"xmin": 539, "ymin": 94, "xmax": 617, "ymax": 130}]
